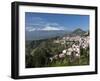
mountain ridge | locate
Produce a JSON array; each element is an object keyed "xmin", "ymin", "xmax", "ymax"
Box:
[{"xmin": 26, "ymin": 28, "xmax": 87, "ymax": 40}]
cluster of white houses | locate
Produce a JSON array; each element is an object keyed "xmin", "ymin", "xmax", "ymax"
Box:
[{"xmin": 50, "ymin": 35, "xmax": 89, "ymax": 62}]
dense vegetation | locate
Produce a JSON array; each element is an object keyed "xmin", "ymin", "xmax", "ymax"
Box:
[{"xmin": 25, "ymin": 37, "xmax": 89, "ymax": 68}]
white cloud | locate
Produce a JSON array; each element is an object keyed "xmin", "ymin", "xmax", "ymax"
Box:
[
  {"xmin": 26, "ymin": 16, "xmax": 66, "ymax": 32},
  {"xmin": 26, "ymin": 21, "xmax": 66, "ymax": 32},
  {"xmin": 41, "ymin": 26, "xmax": 63, "ymax": 31},
  {"xmin": 25, "ymin": 27, "xmax": 36, "ymax": 32},
  {"xmin": 26, "ymin": 26, "xmax": 65, "ymax": 32}
]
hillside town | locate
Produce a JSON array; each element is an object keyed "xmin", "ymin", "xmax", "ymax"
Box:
[
  {"xmin": 50, "ymin": 33, "xmax": 89, "ymax": 63},
  {"xmin": 26, "ymin": 29, "xmax": 90, "ymax": 68}
]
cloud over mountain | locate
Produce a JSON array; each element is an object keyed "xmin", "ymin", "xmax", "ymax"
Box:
[
  {"xmin": 41, "ymin": 26, "xmax": 63, "ymax": 31},
  {"xmin": 26, "ymin": 25, "xmax": 64, "ymax": 32},
  {"xmin": 25, "ymin": 14, "xmax": 66, "ymax": 32}
]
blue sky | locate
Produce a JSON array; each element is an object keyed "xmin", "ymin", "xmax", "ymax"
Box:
[{"xmin": 25, "ymin": 12, "xmax": 89, "ymax": 32}]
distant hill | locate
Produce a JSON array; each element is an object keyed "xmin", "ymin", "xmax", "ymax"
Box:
[
  {"xmin": 25, "ymin": 28, "xmax": 88, "ymax": 40},
  {"xmin": 71, "ymin": 28, "xmax": 86, "ymax": 36},
  {"xmin": 26, "ymin": 30, "xmax": 70, "ymax": 40}
]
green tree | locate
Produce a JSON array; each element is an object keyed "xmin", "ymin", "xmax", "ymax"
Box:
[{"xmin": 31, "ymin": 47, "xmax": 50, "ymax": 67}]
